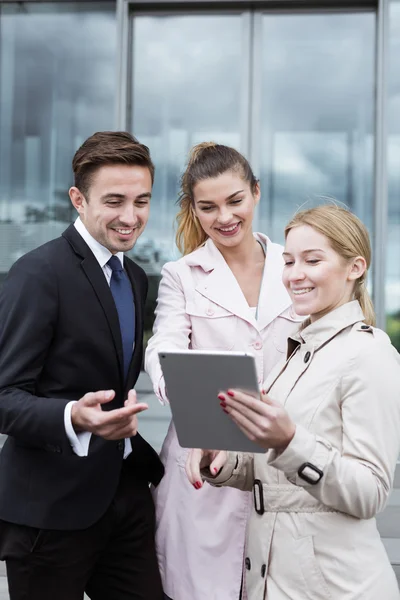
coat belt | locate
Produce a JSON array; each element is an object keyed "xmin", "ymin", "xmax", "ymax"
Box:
[{"xmin": 252, "ymin": 480, "xmax": 337, "ymax": 514}]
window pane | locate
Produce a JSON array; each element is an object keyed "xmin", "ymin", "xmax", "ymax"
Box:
[
  {"xmin": 130, "ymin": 13, "xmax": 246, "ymax": 262},
  {"xmin": 387, "ymin": 1, "xmax": 400, "ymax": 351},
  {"xmin": 0, "ymin": 2, "xmax": 116, "ymax": 280},
  {"xmin": 258, "ymin": 12, "xmax": 375, "ymax": 246}
]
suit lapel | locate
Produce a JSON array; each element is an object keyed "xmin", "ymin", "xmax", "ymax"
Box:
[
  {"xmin": 62, "ymin": 225, "xmax": 124, "ymax": 380},
  {"xmin": 124, "ymin": 259, "xmax": 144, "ymax": 383}
]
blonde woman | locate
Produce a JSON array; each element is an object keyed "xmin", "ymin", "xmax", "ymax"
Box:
[
  {"xmin": 187, "ymin": 205, "xmax": 400, "ymax": 600},
  {"xmin": 145, "ymin": 143, "xmax": 302, "ymax": 600}
]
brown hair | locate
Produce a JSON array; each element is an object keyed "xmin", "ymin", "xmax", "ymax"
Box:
[
  {"xmin": 285, "ymin": 204, "xmax": 376, "ymax": 326},
  {"xmin": 176, "ymin": 142, "xmax": 258, "ymax": 255},
  {"xmin": 72, "ymin": 131, "xmax": 155, "ymax": 198}
]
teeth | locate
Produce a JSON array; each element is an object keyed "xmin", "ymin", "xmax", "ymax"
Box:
[
  {"xmin": 219, "ymin": 224, "xmax": 238, "ymax": 232},
  {"xmin": 115, "ymin": 229, "xmax": 132, "ymax": 235},
  {"xmin": 292, "ymin": 288, "xmax": 313, "ymax": 295}
]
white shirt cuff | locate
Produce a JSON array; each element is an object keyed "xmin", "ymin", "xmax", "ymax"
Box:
[{"xmin": 64, "ymin": 401, "xmax": 92, "ymax": 457}]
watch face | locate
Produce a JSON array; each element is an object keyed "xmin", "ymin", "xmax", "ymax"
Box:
[{"xmin": 297, "ymin": 462, "xmax": 323, "ymax": 485}]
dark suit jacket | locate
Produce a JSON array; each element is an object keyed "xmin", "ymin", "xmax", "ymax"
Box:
[{"xmin": 0, "ymin": 225, "xmax": 163, "ymax": 530}]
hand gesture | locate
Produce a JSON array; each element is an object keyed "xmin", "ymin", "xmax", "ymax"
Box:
[
  {"xmin": 185, "ymin": 448, "xmax": 228, "ymax": 490},
  {"xmin": 218, "ymin": 389, "xmax": 295, "ymax": 451},
  {"xmin": 71, "ymin": 389, "xmax": 148, "ymax": 440}
]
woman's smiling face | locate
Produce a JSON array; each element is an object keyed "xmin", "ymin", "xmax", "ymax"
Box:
[
  {"xmin": 282, "ymin": 224, "xmax": 362, "ymax": 322},
  {"xmin": 192, "ymin": 171, "xmax": 260, "ymax": 251}
]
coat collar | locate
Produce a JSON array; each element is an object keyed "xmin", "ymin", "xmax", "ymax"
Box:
[
  {"xmin": 288, "ymin": 300, "xmax": 366, "ymax": 354},
  {"xmin": 183, "ymin": 233, "xmax": 293, "ymax": 330}
]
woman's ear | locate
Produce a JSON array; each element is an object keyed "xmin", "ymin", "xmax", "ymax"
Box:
[
  {"xmin": 253, "ymin": 181, "xmax": 261, "ymax": 206},
  {"xmin": 348, "ymin": 256, "xmax": 367, "ymax": 282}
]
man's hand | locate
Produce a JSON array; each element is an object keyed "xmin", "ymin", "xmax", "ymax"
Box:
[{"xmin": 71, "ymin": 389, "xmax": 148, "ymax": 440}]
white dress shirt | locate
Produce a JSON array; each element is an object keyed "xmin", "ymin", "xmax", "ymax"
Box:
[{"xmin": 63, "ymin": 217, "xmax": 133, "ymax": 458}]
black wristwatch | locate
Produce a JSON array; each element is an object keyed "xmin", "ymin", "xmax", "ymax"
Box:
[{"xmin": 297, "ymin": 462, "xmax": 323, "ymax": 485}]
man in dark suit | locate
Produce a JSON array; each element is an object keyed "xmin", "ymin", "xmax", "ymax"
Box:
[{"xmin": 0, "ymin": 131, "xmax": 164, "ymax": 600}]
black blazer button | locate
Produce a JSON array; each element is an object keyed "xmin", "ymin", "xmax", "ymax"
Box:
[
  {"xmin": 261, "ymin": 564, "xmax": 266, "ymax": 578},
  {"xmin": 117, "ymin": 441, "xmax": 124, "ymax": 451},
  {"xmin": 245, "ymin": 557, "xmax": 251, "ymax": 570},
  {"xmin": 304, "ymin": 351, "xmax": 311, "ymax": 363}
]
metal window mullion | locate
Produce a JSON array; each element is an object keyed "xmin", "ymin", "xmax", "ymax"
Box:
[
  {"xmin": 373, "ymin": 0, "xmax": 389, "ymax": 329},
  {"xmin": 115, "ymin": 0, "xmax": 130, "ymax": 130},
  {"xmin": 240, "ymin": 11, "xmax": 252, "ymax": 157},
  {"xmin": 248, "ymin": 11, "xmax": 263, "ymax": 226}
]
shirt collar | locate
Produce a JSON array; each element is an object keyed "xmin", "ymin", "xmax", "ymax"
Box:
[
  {"xmin": 74, "ymin": 217, "xmax": 124, "ymax": 269},
  {"xmin": 288, "ymin": 300, "xmax": 366, "ymax": 352}
]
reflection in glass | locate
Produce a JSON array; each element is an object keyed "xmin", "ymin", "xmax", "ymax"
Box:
[
  {"xmin": 130, "ymin": 14, "xmax": 246, "ymax": 264},
  {"xmin": 0, "ymin": 2, "xmax": 116, "ymax": 275},
  {"xmin": 258, "ymin": 12, "xmax": 375, "ymax": 248},
  {"xmin": 387, "ymin": 1, "xmax": 400, "ymax": 350}
]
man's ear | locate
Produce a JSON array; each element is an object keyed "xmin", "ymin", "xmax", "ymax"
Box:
[
  {"xmin": 348, "ymin": 256, "xmax": 367, "ymax": 282},
  {"xmin": 69, "ymin": 187, "xmax": 85, "ymax": 215}
]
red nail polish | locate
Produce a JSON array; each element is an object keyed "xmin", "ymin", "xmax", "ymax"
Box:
[
  {"xmin": 220, "ymin": 401, "xmax": 227, "ymax": 408},
  {"xmin": 227, "ymin": 391, "xmax": 234, "ymax": 397},
  {"xmin": 213, "ymin": 467, "xmax": 218, "ymax": 473},
  {"xmin": 196, "ymin": 481, "xmax": 202, "ymax": 489},
  {"xmin": 217, "ymin": 393, "xmax": 225, "ymax": 401},
  {"xmin": 222, "ymin": 408, "xmax": 229, "ymax": 414}
]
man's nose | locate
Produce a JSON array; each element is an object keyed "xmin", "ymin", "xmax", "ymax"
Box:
[{"xmin": 119, "ymin": 204, "xmax": 137, "ymax": 225}]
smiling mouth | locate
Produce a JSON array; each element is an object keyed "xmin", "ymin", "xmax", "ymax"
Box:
[
  {"xmin": 292, "ymin": 287, "xmax": 314, "ymax": 296},
  {"xmin": 216, "ymin": 223, "xmax": 240, "ymax": 234},
  {"xmin": 113, "ymin": 228, "xmax": 136, "ymax": 236}
]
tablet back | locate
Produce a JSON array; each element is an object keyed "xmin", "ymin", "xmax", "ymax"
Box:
[{"xmin": 158, "ymin": 350, "xmax": 265, "ymax": 453}]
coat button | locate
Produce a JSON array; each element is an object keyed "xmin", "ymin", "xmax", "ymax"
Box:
[
  {"xmin": 253, "ymin": 341, "xmax": 263, "ymax": 350},
  {"xmin": 261, "ymin": 564, "xmax": 266, "ymax": 578},
  {"xmin": 117, "ymin": 441, "xmax": 124, "ymax": 452},
  {"xmin": 361, "ymin": 325, "xmax": 369, "ymax": 330},
  {"xmin": 206, "ymin": 308, "xmax": 214, "ymax": 316},
  {"xmin": 245, "ymin": 557, "xmax": 251, "ymax": 570},
  {"xmin": 304, "ymin": 351, "xmax": 311, "ymax": 363}
]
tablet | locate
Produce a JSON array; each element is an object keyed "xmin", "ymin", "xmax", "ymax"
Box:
[{"xmin": 158, "ymin": 350, "xmax": 265, "ymax": 453}]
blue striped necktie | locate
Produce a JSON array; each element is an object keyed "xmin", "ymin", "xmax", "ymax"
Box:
[{"xmin": 107, "ymin": 256, "xmax": 135, "ymax": 381}]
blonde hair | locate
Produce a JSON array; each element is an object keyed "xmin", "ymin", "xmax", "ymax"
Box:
[
  {"xmin": 176, "ymin": 142, "xmax": 258, "ymax": 255},
  {"xmin": 284, "ymin": 204, "xmax": 376, "ymax": 326}
]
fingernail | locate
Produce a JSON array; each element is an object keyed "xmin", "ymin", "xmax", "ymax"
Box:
[
  {"xmin": 222, "ymin": 408, "xmax": 229, "ymax": 414},
  {"xmin": 213, "ymin": 467, "xmax": 218, "ymax": 474},
  {"xmin": 227, "ymin": 391, "xmax": 234, "ymax": 397},
  {"xmin": 261, "ymin": 389, "xmax": 266, "ymax": 395},
  {"xmin": 220, "ymin": 401, "xmax": 227, "ymax": 408},
  {"xmin": 105, "ymin": 390, "xmax": 113, "ymax": 399},
  {"xmin": 217, "ymin": 393, "xmax": 225, "ymax": 401},
  {"xmin": 196, "ymin": 481, "xmax": 202, "ymax": 489},
  {"xmin": 193, "ymin": 483, "xmax": 198, "ymax": 490}
]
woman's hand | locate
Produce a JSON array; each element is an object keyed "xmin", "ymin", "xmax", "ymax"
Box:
[
  {"xmin": 218, "ymin": 389, "xmax": 296, "ymax": 452},
  {"xmin": 185, "ymin": 448, "xmax": 228, "ymax": 489}
]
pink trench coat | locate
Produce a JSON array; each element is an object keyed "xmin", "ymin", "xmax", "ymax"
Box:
[{"xmin": 145, "ymin": 233, "xmax": 303, "ymax": 600}]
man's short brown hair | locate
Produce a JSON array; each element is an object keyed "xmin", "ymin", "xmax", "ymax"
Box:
[{"xmin": 72, "ymin": 131, "xmax": 155, "ymax": 198}]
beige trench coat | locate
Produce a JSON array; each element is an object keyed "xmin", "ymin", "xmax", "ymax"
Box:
[{"xmin": 209, "ymin": 301, "xmax": 400, "ymax": 600}]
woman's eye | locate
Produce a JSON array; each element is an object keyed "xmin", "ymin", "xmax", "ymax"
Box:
[
  {"xmin": 306, "ymin": 260, "xmax": 320, "ymax": 264},
  {"xmin": 230, "ymin": 198, "xmax": 243, "ymax": 205},
  {"xmin": 200, "ymin": 206, "xmax": 214, "ymax": 212},
  {"xmin": 284, "ymin": 261, "xmax": 294, "ymax": 266}
]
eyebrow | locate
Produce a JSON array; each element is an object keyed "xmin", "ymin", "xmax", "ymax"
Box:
[
  {"xmin": 101, "ymin": 192, "xmax": 151, "ymax": 201},
  {"xmin": 196, "ymin": 189, "xmax": 245, "ymax": 204},
  {"xmin": 282, "ymin": 249, "xmax": 326, "ymax": 256}
]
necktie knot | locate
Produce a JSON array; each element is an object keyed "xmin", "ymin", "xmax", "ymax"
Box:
[{"xmin": 107, "ymin": 255, "xmax": 123, "ymax": 273}]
